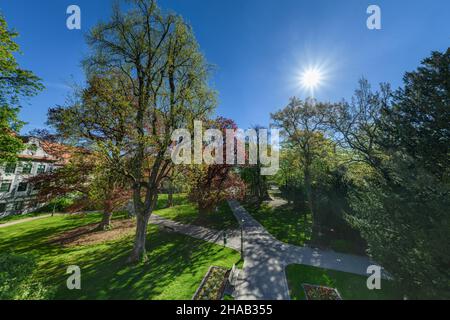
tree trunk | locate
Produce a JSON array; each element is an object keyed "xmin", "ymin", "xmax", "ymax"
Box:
[
  {"xmin": 97, "ymin": 210, "xmax": 113, "ymax": 231},
  {"xmin": 197, "ymin": 202, "xmax": 213, "ymax": 223},
  {"xmin": 304, "ymin": 166, "xmax": 317, "ymax": 227},
  {"xmin": 167, "ymin": 188, "xmax": 174, "ymax": 208},
  {"xmin": 97, "ymin": 199, "xmax": 113, "ymax": 231},
  {"xmin": 128, "ymin": 211, "xmax": 151, "ymax": 263}
]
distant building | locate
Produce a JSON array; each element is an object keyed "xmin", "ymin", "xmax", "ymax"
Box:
[{"xmin": 0, "ymin": 137, "xmax": 69, "ymax": 218}]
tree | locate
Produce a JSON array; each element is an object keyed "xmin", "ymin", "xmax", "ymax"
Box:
[
  {"xmin": 187, "ymin": 117, "xmax": 246, "ymax": 216},
  {"xmin": 240, "ymin": 125, "xmax": 271, "ymax": 205},
  {"xmin": 271, "ymin": 98, "xmax": 329, "ymax": 230},
  {"xmin": 327, "ymin": 78, "xmax": 391, "ymax": 173},
  {"xmin": 380, "ymin": 49, "xmax": 450, "ymax": 179},
  {"xmin": 28, "ymin": 150, "xmax": 130, "ymax": 230},
  {"xmin": 76, "ymin": 0, "xmax": 215, "ymax": 262},
  {"xmin": 274, "ymin": 146, "xmax": 303, "ymax": 205},
  {"xmin": 342, "ymin": 50, "xmax": 450, "ymax": 298},
  {"xmin": 0, "ymin": 14, "xmax": 43, "ymax": 162}
]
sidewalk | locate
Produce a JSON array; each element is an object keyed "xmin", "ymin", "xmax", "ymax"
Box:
[{"xmin": 228, "ymin": 200, "xmax": 375, "ymax": 300}]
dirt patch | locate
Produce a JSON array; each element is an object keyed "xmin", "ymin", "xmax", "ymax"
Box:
[{"xmin": 50, "ymin": 219, "xmax": 136, "ymax": 247}]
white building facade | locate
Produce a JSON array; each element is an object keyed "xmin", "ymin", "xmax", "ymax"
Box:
[{"xmin": 0, "ymin": 137, "xmax": 62, "ymax": 218}]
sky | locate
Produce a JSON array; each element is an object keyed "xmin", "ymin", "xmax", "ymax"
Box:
[{"xmin": 1, "ymin": 0, "xmax": 449, "ymax": 133}]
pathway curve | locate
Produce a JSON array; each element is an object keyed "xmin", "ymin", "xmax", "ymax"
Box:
[
  {"xmin": 149, "ymin": 214, "xmax": 241, "ymax": 251},
  {"xmin": 228, "ymin": 200, "xmax": 376, "ymax": 300}
]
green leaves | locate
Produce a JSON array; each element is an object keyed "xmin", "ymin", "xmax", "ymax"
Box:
[
  {"xmin": 0, "ymin": 14, "xmax": 43, "ymax": 162},
  {"xmin": 0, "ymin": 252, "xmax": 54, "ymax": 300}
]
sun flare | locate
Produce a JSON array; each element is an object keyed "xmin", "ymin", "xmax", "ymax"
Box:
[{"xmin": 300, "ymin": 68, "xmax": 323, "ymax": 91}]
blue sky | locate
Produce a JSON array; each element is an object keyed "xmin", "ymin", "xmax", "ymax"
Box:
[{"xmin": 1, "ymin": 0, "xmax": 449, "ymax": 132}]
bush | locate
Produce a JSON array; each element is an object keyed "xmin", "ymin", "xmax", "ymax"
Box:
[
  {"xmin": 0, "ymin": 252, "xmax": 54, "ymax": 300},
  {"xmin": 38, "ymin": 196, "xmax": 75, "ymax": 213}
]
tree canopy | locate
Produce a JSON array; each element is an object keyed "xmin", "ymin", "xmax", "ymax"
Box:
[{"xmin": 0, "ymin": 14, "xmax": 43, "ymax": 162}]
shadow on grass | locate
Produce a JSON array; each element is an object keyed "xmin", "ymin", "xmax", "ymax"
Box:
[
  {"xmin": 50, "ymin": 226, "xmax": 240, "ymax": 300},
  {"xmin": 156, "ymin": 201, "xmax": 239, "ymax": 231},
  {"xmin": 0, "ymin": 210, "xmax": 240, "ymax": 300},
  {"xmin": 244, "ymin": 202, "xmax": 313, "ymax": 246},
  {"xmin": 286, "ymin": 264, "xmax": 405, "ymax": 300}
]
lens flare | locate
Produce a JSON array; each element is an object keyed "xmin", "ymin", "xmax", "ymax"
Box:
[{"xmin": 300, "ymin": 68, "xmax": 323, "ymax": 91}]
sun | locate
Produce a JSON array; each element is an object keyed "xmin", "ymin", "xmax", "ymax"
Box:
[{"xmin": 300, "ymin": 67, "xmax": 323, "ymax": 91}]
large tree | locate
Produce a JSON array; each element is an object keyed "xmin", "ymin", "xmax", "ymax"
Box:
[
  {"xmin": 341, "ymin": 50, "xmax": 450, "ymax": 298},
  {"xmin": 271, "ymin": 98, "xmax": 329, "ymax": 229},
  {"xmin": 240, "ymin": 125, "xmax": 271, "ymax": 205},
  {"xmin": 74, "ymin": 0, "xmax": 215, "ymax": 262},
  {"xmin": 0, "ymin": 14, "xmax": 43, "ymax": 162},
  {"xmin": 186, "ymin": 118, "xmax": 246, "ymax": 216},
  {"xmin": 327, "ymin": 78, "xmax": 391, "ymax": 176},
  {"xmin": 380, "ymin": 49, "xmax": 450, "ymax": 179}
]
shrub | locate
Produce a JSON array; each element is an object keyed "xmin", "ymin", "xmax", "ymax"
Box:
[{"xmin": 0, "ymin": 252, "xmax": 54, "ymax": 300}]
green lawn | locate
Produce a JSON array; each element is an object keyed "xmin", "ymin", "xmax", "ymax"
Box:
[
  {"xmin": 244, "ymin": 201, "xmax": 367, "ymax": 255},
  {"xmin": 244, "ymin": 203, "xmax": 312, "ymax": 246},
  {"xmin": 1, "ymin": 193, "xmax": 237, "ymax": 232},
  {"xmin": 286, "ymin": 264, "xmax": 405, "ymax": 300},
  {"xmin": 156, "ymin": 200, "xmax": 239, "ymax": 230},
  {"xmin": 0, "ymin": 208, "xmax": 241, "ymax": 300},
  {"xmin": 154, "ymin": 193, "xmax": 190, "ymax": 210}
]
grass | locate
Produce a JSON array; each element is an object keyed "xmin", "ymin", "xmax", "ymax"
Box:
[
  {"xmin": 329, "ymin": 239, "xmax": 364, "ymax": 255},
  {"xmin": 244, "ymin": 202, "xmax": 312, "ymax": 246},
  {"xmin": 244, "ymin": 200, "xmax": 367, "ymax": 255},
  {"xmin": 0, "ymin": 208, "xmax": 241, "ymax": 300},
  {"xmin": 1, "ymin": 193, "xmax": 236, "ymax": 231},
  {"xmin": 286, "ymin": 264, "xmax": 405, "ymax": 300},
  {"xmin": 156, "ymin": 200, "xmax": 239, "ymax": 230},
  {"xmin": 154, "ymin": 193, "xmax": 190, "ymax": 210}
]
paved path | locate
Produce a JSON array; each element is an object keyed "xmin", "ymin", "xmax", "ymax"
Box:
[
  {"xmin": 149, "ymin": 214, "xmax": 242, "ymax": 251},
  {"xmin": 150, "ymin": 203, "xmax": 377, "ymax": 300},
  {"xmin": 0, "ymin": 214, "xmax": 52, "ymax": 228},
  {"xmin": 228, "ymin": 200, "xmax": 376, "ymax": 300}
]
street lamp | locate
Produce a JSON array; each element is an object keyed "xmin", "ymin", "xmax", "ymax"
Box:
[{"xmin": 240, "ymin": 219, "xmax": 244, "ymax": 257}]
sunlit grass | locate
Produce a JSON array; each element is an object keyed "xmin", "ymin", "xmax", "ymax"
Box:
[
  {"xmin": 156, "ymin": 200, "xmax": 239, "ymax": 230},
  {"xmin": 286, "ymin": 264, "xmax": 405, "ymax": 300},
  {"xmin": 0, "ymin": 208, "xmax": 241, "ymax": 300},
  {"xmin": 244, "ymin": 203, "xmax": 312, "ymax": 246}
]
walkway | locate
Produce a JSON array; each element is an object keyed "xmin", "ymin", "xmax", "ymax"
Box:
[
  {"xmin": 149, "ymin": 214, "xmax": 241, "ymax": 251},
  {"xmin": 0, "ymin": 214, "xmax": 52, "ymax": 228},
  {"xmin": 149, "ymin": 202, "xmax": 377, "ymax": 300},
  {"xmin": 228, "ymin": 200, "xmax": 376, "ymax": 300}
]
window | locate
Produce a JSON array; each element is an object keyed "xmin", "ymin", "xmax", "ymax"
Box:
[
  {"xmin": 21, "ymin": 163, "xmax": 33, "ymax": 174},
  {"xmin": 0, "ymin": 181, "xmax": 12, "ymax": 193},
  {"xmin": 0, "ymin": 203, "xmax": 6, "ymax": 213},
  {"xmin": 14, "ymin": 201, "xmax": 24, "ymax": 211},
  {"xmin": 5, "ymin": 163, "xmax": 16, "ymax": 174},
  {"xmin": 37, "ymin": 164, "xmax": 46, "ymax": 174},
  {"xmin": 17, "ymin": 182, "xmax": 28, "ymax": 192},
  {"xmin": 29, "ymin": 200, "xmax": 38, "ymax": 208}
]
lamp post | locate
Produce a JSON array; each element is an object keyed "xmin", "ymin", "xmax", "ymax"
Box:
[
  {"xmin": 223, "ymin": 230, "xmax": 227, "ymax": 247},
  {"xmin": 240, "ymin": 219, "xmax": 244, "ymax": 257}
]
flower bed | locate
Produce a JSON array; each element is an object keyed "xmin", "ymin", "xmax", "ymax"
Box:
[
  {"xmin": 193, "ymin": 266, "xmax": 230, "ymax": 300},
  {"xmin": 302, "ymin": 284, "xmax": 342, "ymax": 300}
]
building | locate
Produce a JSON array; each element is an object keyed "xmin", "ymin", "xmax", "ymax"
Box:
[{"xmin": 0, "ymin": 137, "xmax": 68, "ymax": 218}]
